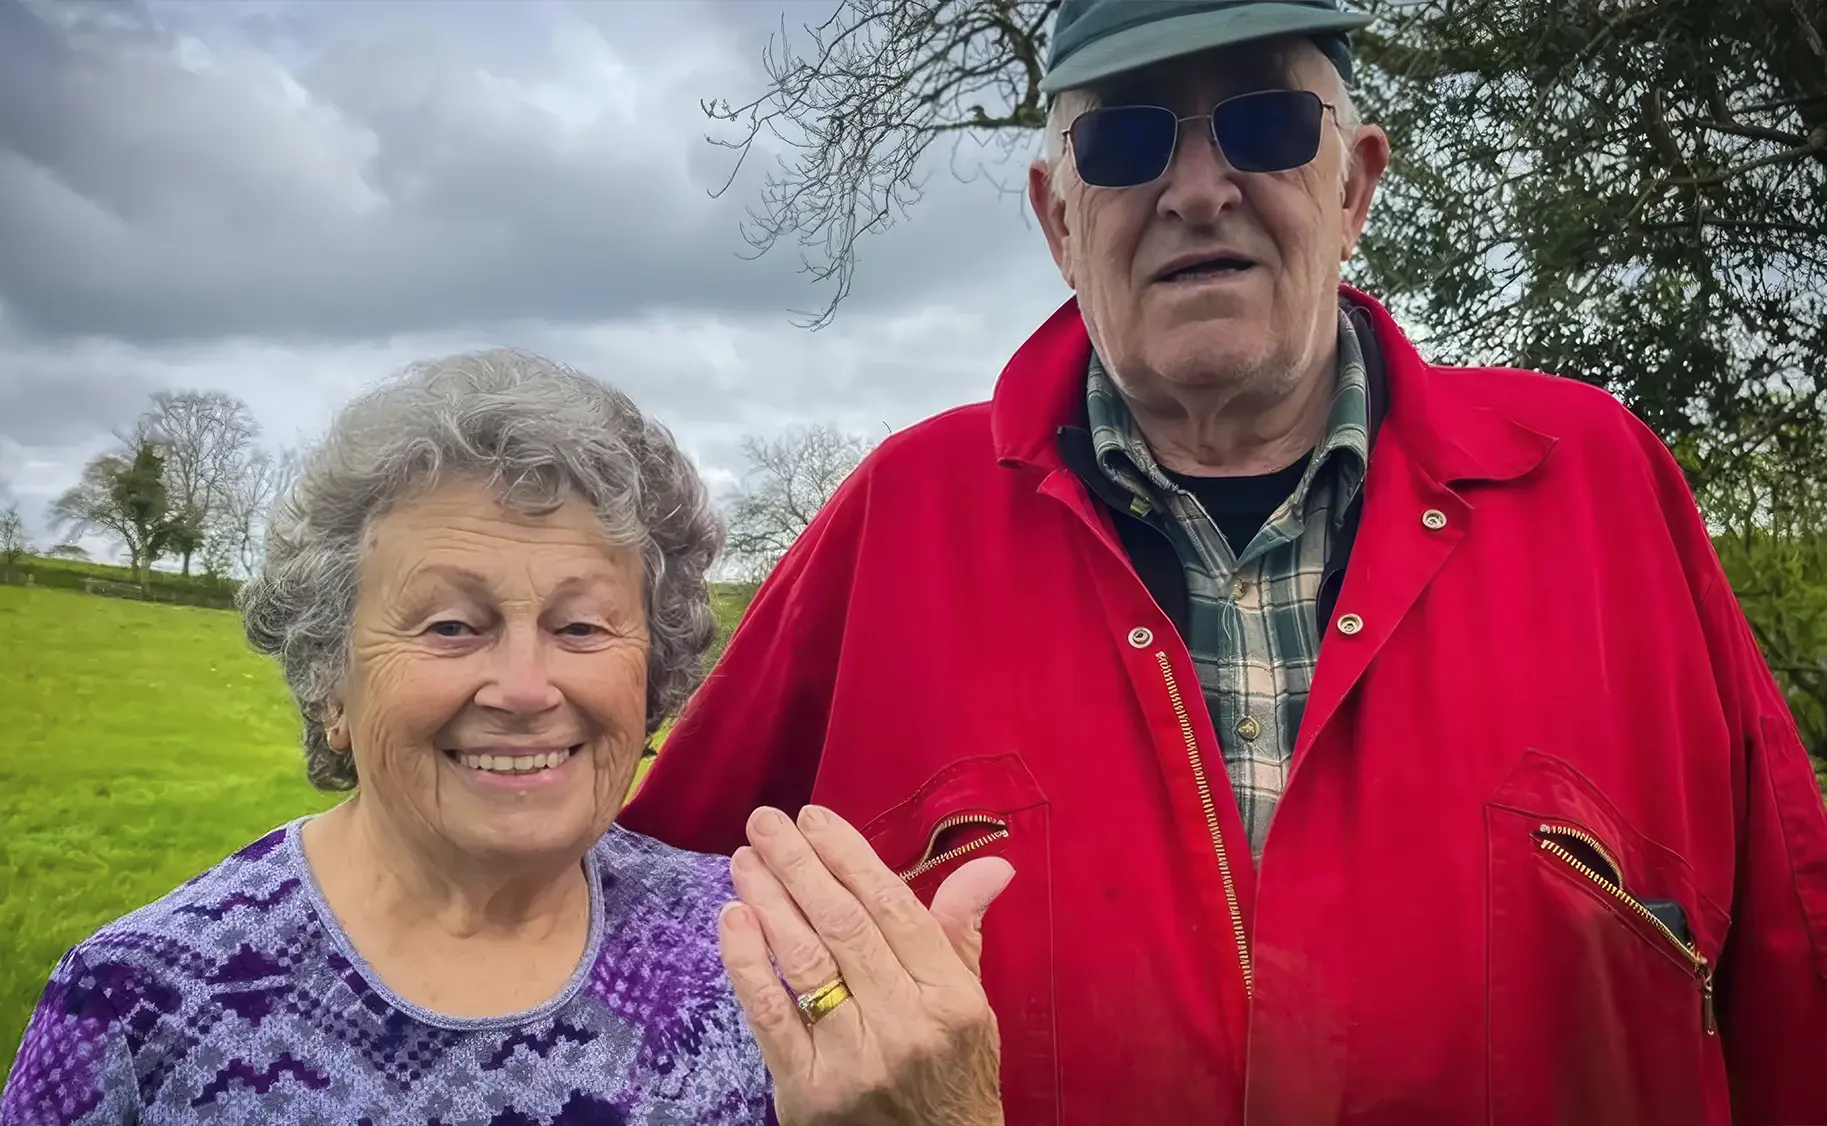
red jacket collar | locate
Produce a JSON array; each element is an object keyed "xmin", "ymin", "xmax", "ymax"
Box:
[{"xmin": 989, "ymin": 285, "xmax": 1554, "ymax": 487}]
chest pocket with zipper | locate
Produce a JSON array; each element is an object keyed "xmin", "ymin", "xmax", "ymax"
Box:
[
  {"xmin": 1485, "ymin": 749, "xmax": 1731, "ymax": 1126},
  {"xmin": 861, "ymin": 754, "xmax": 1056, "ymax": 1125}
]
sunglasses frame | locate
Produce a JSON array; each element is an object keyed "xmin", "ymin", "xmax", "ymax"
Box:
[{"xmin": 1065, "ymin": 89, "xmax": 1340, "ymax": 187}]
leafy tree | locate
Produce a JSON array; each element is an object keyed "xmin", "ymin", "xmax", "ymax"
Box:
[
  {"xmin": 162, "ymin": 503, "xmax": 209, "ymax": 581},
  {"xmin": 50, "ymin": 440, "xmax": 177, "ymax": 595},
  {"xmin": 724, "ymin": 425, "xmax": 876, "ymax": 579},
  {"xmin": 1351, "ymin": 0, "xmax": 1826, "ymax": 499},
  {"xmin": 1704, "ymin": 445, "xmax": 1827, "ymax": 757}
]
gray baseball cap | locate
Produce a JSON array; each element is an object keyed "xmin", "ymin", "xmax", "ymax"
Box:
[{"xmin": 1040, "ymin": 0, "xmax": 1373, "ymax": 95}]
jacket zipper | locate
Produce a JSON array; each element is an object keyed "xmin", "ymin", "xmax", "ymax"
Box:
[
  {"xmin": 1155, "ymin": 652, "xmax": 1253, "ymax": 997},
  {"xmin": 896, "ymin": 814, "xmax": 1010, "ymax": 883},
  {"xmin": 1535, "ymin": 823, "xmax": 1716, "ymax": 1035}
]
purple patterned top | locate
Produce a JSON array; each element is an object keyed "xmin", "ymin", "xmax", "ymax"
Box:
[{"xmin": 1, "ymin": 820, "xmax": 773, "ymax": 1125}]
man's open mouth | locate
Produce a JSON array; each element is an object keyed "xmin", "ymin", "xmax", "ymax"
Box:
[{"xmin": 1159, "ymin": 257, "xmax": 1255, "ymax": 283}]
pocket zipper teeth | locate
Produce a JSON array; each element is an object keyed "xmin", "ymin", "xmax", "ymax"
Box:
[
  {"xmin": 896, "ymin": 815, "xmax": 1010, "ymax": 883},
  {"xmin": 1535, "ymin": 823, "xmax": 1716, "ymax": 1035}
]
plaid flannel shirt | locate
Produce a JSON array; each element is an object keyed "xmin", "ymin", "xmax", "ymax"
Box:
[{"xmin": 1087, "ymin": 309, "xmax": 1371, "ymax": 858}]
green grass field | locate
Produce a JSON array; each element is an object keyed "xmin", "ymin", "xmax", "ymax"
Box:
[
  {"xmin": 0, "ymin": 578, "xmax": 753, "ymax": 1076},
  {"xmin": 0, "ymin": 584, "xmax": 338, "ymax": 1072}
]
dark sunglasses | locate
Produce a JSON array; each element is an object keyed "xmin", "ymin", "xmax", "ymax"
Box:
[{"xmin": 1066, "ymin": 89, "xmax": 1335, "ymax": 188}]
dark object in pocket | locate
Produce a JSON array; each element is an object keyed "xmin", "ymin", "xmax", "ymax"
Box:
[{"xmin": 1640, "ymin": 899, "xmax": 1691, "ymax": 947}]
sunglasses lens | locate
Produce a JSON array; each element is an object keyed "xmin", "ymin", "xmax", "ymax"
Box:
[
  {"xmin": 1214, "ymin": 90, "xmax": 1325, "ymax": 172},
  {"xmin": 1070, "ymin": 106, "xmax": 1178, "ymax": 188}
]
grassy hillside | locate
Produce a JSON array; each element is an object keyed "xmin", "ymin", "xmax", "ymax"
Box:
[
  {"xmin": 0, "ymin": 581, "xmax": 755, "ymax": 1076},
  {"xmin": 0, "ymin": 585, "xmax": 334, "ymax": 1073}
]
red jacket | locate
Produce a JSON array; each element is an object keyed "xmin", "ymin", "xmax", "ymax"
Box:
[{"xmin": 622, "ymin": 288, "xmax": 1827, "ymax": 1126}]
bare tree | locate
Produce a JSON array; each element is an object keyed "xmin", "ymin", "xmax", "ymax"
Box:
[
  {"xmin": 49, "ymin": 440, "xmax": 176, "ymax": 593},
  {"xmin": 705, "ymin": 0, "xmax": 1057, "ymax": 328},
  {"xmin": 0, "ymin": 503, "xmax": 28, "ymax": 579},
  {"xmin": 213, "ymin": 445, "xmax": 300, "ymax": 578},
  {"xmin": 724, "ymin": 425, "xmax": 875, "ymax": 578},
  {"xmin": 136, "ymin": 390, "xmax": 260, "ymax": 574},
  {"xmin": 198, "ymin": 522, "xmax": 238, "ymax": 581}
]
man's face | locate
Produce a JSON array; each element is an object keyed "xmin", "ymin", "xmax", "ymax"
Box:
[{"xmin": 1030, "ymin": 41, "xmax": 1388, "ymax": 407}]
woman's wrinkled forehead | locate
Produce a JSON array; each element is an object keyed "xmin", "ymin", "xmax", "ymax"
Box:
[{"xmin": 1096, "ymin": 43, "xmax": 1306, "ymax": 112}]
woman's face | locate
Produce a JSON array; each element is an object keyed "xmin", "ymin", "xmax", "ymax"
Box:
[{"xmin": 330, "ymin": 478, "xmax": 648, "ymax": 868}]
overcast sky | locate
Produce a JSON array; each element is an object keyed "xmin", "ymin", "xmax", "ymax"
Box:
[{"xmin": 0, "ymin": 0, "xmax": 1071, "ymax": 549}]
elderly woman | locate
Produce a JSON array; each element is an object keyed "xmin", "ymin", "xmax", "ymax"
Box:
[{"xmin": 1, "ymin": 351, "xmax": 1010, "ymax": 1126}]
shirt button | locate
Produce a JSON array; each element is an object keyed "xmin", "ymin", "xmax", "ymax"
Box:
[
  {"xmin": 1422, "ymin": 508, "xmax": 1449, "ymax": 531},
  {"xmin": 1336, "ymin": 613, "xmax": 1365, "ymax": 636},
  {"xmin": 1235, "ymin": 716, "xmax": 1262, "ymax": 742},
  {"xmin": 1127, "ymin": 627, "xmax": 1153, "ymax": 648}
]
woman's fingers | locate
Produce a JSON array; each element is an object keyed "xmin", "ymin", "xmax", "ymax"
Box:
[
  {"xmin": 736, "ymin": 807, "xmax": 1008, "ymax": 1126},
  {"xmin": 716, "ymin": 900, "xmax": 813, "ymax": 1080},
  {"xmin": 729, "ymin": 846, "xmax": 842, "ymax": 995},
  {"xmin": 794, "ymin": 804, "xmax": 976, "ymax": 987},
  {"xmin": 745, "ymin": 807, "xmax": 913, "ymax": 1005},
  {"xmin": 925, "ymin": 855, "xmax": 1016, "ymax": 979}
]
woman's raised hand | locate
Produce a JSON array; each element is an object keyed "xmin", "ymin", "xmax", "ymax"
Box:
[{"xmin": 717, "ymin": 804, "xmax": 1012, "ymax": 1126}]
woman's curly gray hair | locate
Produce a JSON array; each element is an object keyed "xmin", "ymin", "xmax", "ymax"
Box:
[{"xmin": 238, "ymin": 348, "xmax": 724, "ymax": 791}]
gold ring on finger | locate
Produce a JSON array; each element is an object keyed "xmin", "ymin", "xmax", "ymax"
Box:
[{"xmin": 795, "ymin": 976, "xmax": 852, "ymax": 1025}]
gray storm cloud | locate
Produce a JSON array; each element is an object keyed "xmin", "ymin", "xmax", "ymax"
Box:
[{"xmin": 0, "ymin": 0, "xmax": 1068, "ymax": 545}]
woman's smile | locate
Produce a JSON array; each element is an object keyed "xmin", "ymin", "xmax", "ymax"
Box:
[{"xmin": 444, "ymin": 744, "xmax": 586, "ymax": 791}]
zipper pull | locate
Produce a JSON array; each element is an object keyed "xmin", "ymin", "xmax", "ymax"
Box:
[{"xmin": 1700, "ymin": 960, "xmax": 1717, "ymax": 1036}]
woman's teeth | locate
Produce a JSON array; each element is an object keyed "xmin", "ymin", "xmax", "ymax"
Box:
[{"xmin": 456, "ymin": 748, "xmax": 575, "ymax": 774}]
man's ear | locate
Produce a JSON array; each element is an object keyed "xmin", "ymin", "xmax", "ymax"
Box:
[
  {"xmin": 1340, "ymin": 123, "xmax": 1390, "ymax": 261},
  {"xmin": 1028, "ymin": 158, "xmax": 1077, "ymax": 289}
]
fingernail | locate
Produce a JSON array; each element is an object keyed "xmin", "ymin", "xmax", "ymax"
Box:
[
  {"xmin": 718, "ymin": 900, "xmax": 748, "ymax": 927},
  {"xmin": 798, "ymin": 804, "xmax": 830, "ymax": 829},
  {"xmin": 730, "ymin": 846, "xmax": 755, "ymax": 873},
  {"xmin": 749, "ymin": 807, "xmax": 788, "ymax": 837}
]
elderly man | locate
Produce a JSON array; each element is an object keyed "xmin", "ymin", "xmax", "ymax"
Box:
[{"xmin": 624, "ymin": 1, "xmax": 1827, "ymax": 1122}]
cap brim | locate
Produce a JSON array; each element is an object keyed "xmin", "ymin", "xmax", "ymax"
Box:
[{"xmin": 1041, "ymin": 3, "xmax": 1374, "ymax": 94}]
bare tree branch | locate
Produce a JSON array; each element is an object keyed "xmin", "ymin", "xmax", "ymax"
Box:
[
  {"xmin": 723, "ymin": 425, "xmax": 875, "ymax": 578},
  {"xmin": 1694, "ymin": 117, "xmax": 1812, "ymax": 147},
  {"xmin": 136, "ymin": 389, "xmax": 261, "ymax": 574},
  {"xmin": 703, "ymin": 0, "xmax": 1057, "ymax": 328},
  {"xmin": 1662, "ymin": 126, "xmax": 1827, "ymax": 188},
  {"xmin": 209, "ymin": 445, "xmax": 299, "ymax": 578}
]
